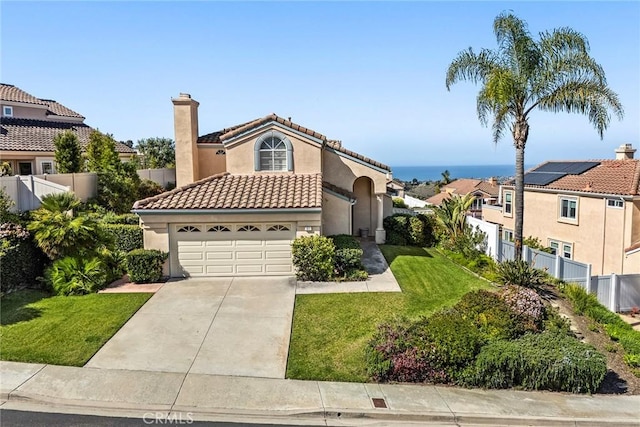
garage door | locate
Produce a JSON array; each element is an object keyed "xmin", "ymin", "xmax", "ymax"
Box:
[{"xmin": 170, "ymin": 223, "xmax": 295, "ymax": 277}]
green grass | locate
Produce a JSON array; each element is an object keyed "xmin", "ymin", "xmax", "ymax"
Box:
[
  {"xmin": 286, "ymin": 245, "xmax": 492, "ymax": 382},
  {"xmin": 1, "ymin": 290, "xmax": 152, "ymax": 366}
]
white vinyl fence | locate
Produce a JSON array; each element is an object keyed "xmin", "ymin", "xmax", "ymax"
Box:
[
  {"xmin": 1, "ymin": 175, "xmax": 71, "ymax": 211},
  {"xmin": 471, "ymin": 216, "xmax": 640, "ymax": 313},
  {"xmin": 137, "ymin": 168, "xmax": 176, "ymax": 188}
]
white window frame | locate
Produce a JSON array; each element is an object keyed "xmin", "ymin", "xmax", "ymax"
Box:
[
  {"xmin": 606, "ymin": 198, "xmax": 623, "ymax": 209},
  {"xmin": 3, "ymin": 106, "xmax": 13, "ymax": 117},
  {"xmin": 548, "ymin": 238, "xmax": 573, "ymax": 259},
  {"xmin": 40, "ymin": 161, "xmax": 54, "ymax": 175},
  {"xmin": 254, "ymin": 131, "xmax": 293, "ymax": 172},
  {"xmin": 502, "ymin": 228, "xmax": 514, "ymax": 242},
  {"xmin": 503, "ymin": 191, "xmax": 513, "ymax": 217},
  {"xmin": 558, "ymin": 196, "xmax": 578, "ymax": 224}
]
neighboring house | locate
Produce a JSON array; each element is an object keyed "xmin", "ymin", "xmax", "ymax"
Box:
[
  {"xmin": 0, "ymin": 83, "xmax": 136, "ymax": 175},
  {"xmin": 387, "ymin": 179, "xmax": 405, "ymax": 198},
  {"xmin": 132, "ymin": 93, "xmax": 393, "ymax": 278},
  {"xmin": 426, "ymin": 178, "xmax": 500, "ymax": 218},
  {"xmin": 483, "ymin": 144, "xmax": 640, "ymax": 275}
]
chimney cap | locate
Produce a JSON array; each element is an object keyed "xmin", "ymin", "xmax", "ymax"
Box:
[
  {"xmin": 179, "ymin": 93, "xmax": 192, "ymax": 99},
  {"xmin": 615, "ymin": 143, "xmax": 636, "ymax": 160}
]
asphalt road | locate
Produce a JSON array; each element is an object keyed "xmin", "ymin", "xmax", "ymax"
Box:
[{"xmin": 0, "ymin": 409, "xmax": 323, "ymax": 427}]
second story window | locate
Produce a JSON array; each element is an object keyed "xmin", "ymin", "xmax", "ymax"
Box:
[
  {"xmin": 559, "ymin": 196, "xmax": 578, "ymax": 221},
  {"xmin": 504, "ymin": 191, "xmax": 513, "ymax": 216},
  {"xmin": 3, "ymin": 106, "xmax": 13, "ymax": 117},
  {"xmin": 259, "ymin": 137, "xmax": 287, "ymax": 171},
  {"xmin": 254, "ymin": 130, "xmax": 293, "ymax": 172}
]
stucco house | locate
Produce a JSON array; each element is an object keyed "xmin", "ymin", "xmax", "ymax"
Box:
[
  {"xmin": 483, "ymin": 144, "xmax": 640, "ymax": 275},
  {"xmin": 426, "ymin": 178, "xmax": 500, "ymax": 218},
  {"xmin": 133, "ymin": 93, "xmax": 393, "ymax": 277},
  {"xmin": 0, "ymin": 83, "xmax": 135, "ymax": 175}
]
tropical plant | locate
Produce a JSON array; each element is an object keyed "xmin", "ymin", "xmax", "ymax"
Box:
[
  {"xmin": 53, "ymin": 131, "xmax": 83, "ymax": 173},
  {"xmin": 495, "ymin": 259, "xmax": 547, "ymax": 288},
  {"xmin": 27, "ymin": 193, "xmax": 105, "ymax": 260},
  {"xmin": 445, "ymin": 12, "xmax": 623, "ymax": 259},
  {"xmin": 433, "ymin": 193, "xmax": 476, "ymax": 241},
  {"xmin": 45, "ymin": 256, "xmax": 109, "ymax": 295}
]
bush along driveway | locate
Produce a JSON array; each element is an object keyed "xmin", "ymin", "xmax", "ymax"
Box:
[
  {"xmin": 286, "ymin": 245, "xmax": 491, "ymax": 382},
  {"xmin": 0, "ymin": 290, "xmax": 151, "ymax": 366}
]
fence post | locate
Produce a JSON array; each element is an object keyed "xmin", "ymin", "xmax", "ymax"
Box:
[
  {"xmin": 609, "ymin": 274, "xmax": 618, "ymax": 312},
  {"xmin": 29, "ymin": 175, "xmax": 36, "ymax": 211},
  {"xmin": 585, "ymin": 264, "xmax": 593, "ymax": 293},
  {"xmin": 496, "ymin": 237, "xmax": 502, "ymax": 263},
  {"xmin": 554, "ymin": 254, "xmax": 561, "ymax": 280}
]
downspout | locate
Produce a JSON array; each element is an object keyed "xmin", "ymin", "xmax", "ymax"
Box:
[
  {"xmin": 620, "ymin": 196, "xmax": 626, "ymax": 273},
  {"xmin": 601, "ymin": 198, "xmax": 607, "ymax": 275}
]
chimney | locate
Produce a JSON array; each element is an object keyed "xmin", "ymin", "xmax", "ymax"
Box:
[
  {"xmin": 172, "ymin": 93, "xmax": 200, "ymax": 187},
  {"xmin": 615, "ymin": 143, "xmax": 635, "ymax": 160},
  {"xmin": 489, "ymin": 176, "xmax": 497, "ymax": 186}
]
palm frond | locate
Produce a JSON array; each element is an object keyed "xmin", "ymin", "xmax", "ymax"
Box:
[{"xmin": 446, "ymin": 48, "xmax": 499, "ymax": 89}]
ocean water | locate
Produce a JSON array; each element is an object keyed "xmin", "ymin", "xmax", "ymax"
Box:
[{"xmin": 391, "ymin": 164, "xmax": 533, "ymax": 182}]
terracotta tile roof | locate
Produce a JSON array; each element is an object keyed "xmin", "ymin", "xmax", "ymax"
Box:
[
  {"xmin": 0, "ymin": 118, "xmax": 136, "ymax": 154},
  {"xmin": 1, "ymin": 84, "xmax": 84, "ymax": 119},
  {"xmin": 323, "ymin": 181, "xmax": 356, "ymax": 201},
  {"xmin": 426, "ymin": 191, "xmax": 451, "ymax": 206},
  {"xmin": 40, "ymin": 99, "xmax": 84, "ymax": 119},
  {"xmin": 441, "ymin": 178, "xmax": 482, "ymax": 195},
  {"xmin": 625, "ymin": 241, "xmax": 640, "ymax": 254},
  {"xmin": 326, "ymin": 140, "xmax": 391, "ymax": 172},
  {"xmin": 425, "ymin": 178, "xmax": 499, "ymax": 206},
  {"xmin": 0, "ymin": 83, "xmax": 48, "ymax": 106},
  {"xmin": 544, "ymin": 160, "xmax": 640, "ymax": 196},
  {"xmin": 134, "ymin": 173, "xmax": 323, "ymax": 210},
  {"xmin": 475, "ymin": 180, "xmax": 500, "ymax": 197},
  {"xmin": 514, "ymin": 160, "xmax": 640, "ymax": 196}
]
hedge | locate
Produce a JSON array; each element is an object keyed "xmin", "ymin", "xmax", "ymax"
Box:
[
  {"xmin": 330, "ymin": 234, "xmax": 365, "ymax": 277},
  {"xmin": 291, "ymin": 235, "xmax": 335, "ymax": 281},
  {"xmin": 383, "ymin": 213, "xmax": 435, "ymax": 247},
  {"xmin": 102, "ymin": 224, "xmax": 143, "ymax": 253},
  {"xmin": 125, "ymin": 249, "xmax": 168, "ymax": 283},
  {"xmin": 0, "ymin": 223, "xmax": 46, "ymax": 294},
  {"xmin": 462, "ymin": 331, "xmax": 607, "ymax": 393}
]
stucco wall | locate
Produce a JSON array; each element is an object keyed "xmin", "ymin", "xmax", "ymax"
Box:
[
  {"xmin": 322, "ymin": 149, "xmax": 388, "ymax": 194},
  {"xmin": 485, "ymin": 187, "xmax": 639, "ymax": 275},
  {"xmin": 322, "ymin": 192, "xmax": 352, "ymax": 236},
  {"xmin": 2, "ymin": 104, "xmax": 48, "ymax": 120},
  {"xmin": 224, "ymin": 125, "xmax": 322, "ymax": 175},
  {"xmin": 196, "ymin": 144, "xmax": 227, "ymax": 179}
]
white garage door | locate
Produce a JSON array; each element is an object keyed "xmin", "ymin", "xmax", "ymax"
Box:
[{"xmin": 170, "ymin": 223, "xmax": 295, "ymax": 277}]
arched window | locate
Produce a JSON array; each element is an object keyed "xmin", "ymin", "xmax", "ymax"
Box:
[{"xmin": 254, "ymin": 131, "xmax": 293, "ymax": 171}]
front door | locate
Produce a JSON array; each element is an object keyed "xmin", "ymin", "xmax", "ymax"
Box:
[{"xmin": 18, "ymin": 162, "xmax": 33, "ymax": 175}]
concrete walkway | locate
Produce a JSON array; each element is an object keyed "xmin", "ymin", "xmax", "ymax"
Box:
[
  {"xmin": 86, "ymin": 277, "xmax": 296, "ymax": 379},
  {"xmin": 296, "ymin": 239, "xmax": 401, "ymax": 294},
  {"xmin": 2, "ymin": 361, "xmax": 639, "ymax": 425}
]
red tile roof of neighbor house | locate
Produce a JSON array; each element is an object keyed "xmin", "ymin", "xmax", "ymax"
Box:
[
  {"xmin": 0, "ymin": 118, "xmax": 136, "ymax": 154},
  {"xmin": 133, "ymin": 173, "xmax": 323, "ymax": 210},
  {"xmin": 518, "ymin": 160, "xmax": 640, "ymax": 196},
  {"xmin": 1, "ymin": 84, "xmax": 84, "ymax": 119},
  {"xmin": 197, "ymin": 113, "xmax": 391, "ymax": 172},
  {"xmin": 426, "ymin": 178, "xmax": 500, "ymax": 206}
]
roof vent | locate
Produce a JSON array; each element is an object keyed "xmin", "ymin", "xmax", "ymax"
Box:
[{"xmin": 615, "ymin": 144, "xmax": 635, "ymax": 160}]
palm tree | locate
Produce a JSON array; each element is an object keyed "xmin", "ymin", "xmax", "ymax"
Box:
[
  {"xmin": 445, "ymin": 12, "xmax": 623, "ymax": 259},
  {"xmin": 434, "ymin": 193, "xmax": 476, "ymax": 241}
]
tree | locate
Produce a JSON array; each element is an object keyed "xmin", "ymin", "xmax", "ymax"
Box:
[
  {"xmin": 445, "ymin": 12, "xmax": 623, "ymax": 259},
  {"xmin": 85, "ymin": 130, "xmax": 141, "ymax": 213},
  {"xmin": 435, "ymin": 169, "xmax": 453, "ymax": 193},
  {"xmin": 434, "ymin": 193, "xmax": 476, "ymax": 241},
  {"xmin": 53, "ymin": 131, "xmax": 83, "ymax": 173},
  {"xmin": 135, "ymin": 137, "xmax": 175, "ymax": 169}
]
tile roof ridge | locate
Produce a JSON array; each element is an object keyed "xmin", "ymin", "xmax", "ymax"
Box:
[{"xmin": 133, "ymin": 172, "xmax": 229, "ymax": 209}]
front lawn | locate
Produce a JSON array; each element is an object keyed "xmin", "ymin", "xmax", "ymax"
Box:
[
  {"xmin": 286, "ymin": 245, "xmax": 491, "ymax": 382},
  {"xmin": 1, "ymin": 290, "xmax": 151, "ymax": 366}
]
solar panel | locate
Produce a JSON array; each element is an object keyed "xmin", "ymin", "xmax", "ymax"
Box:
[
  {"xmin": 534, "ymin": 161, "xmax": 599, "ymax": 174},
  {"xmin": 524, "ymin": 172, "xmax": 567, "ymax": 186}
]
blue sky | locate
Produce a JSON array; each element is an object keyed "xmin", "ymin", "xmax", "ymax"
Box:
[{"xmin": 2, "ymin": 1, "xmax": 638, "ymax": 166}]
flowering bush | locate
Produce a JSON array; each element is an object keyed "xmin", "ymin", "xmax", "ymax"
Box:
[{"xmin": 499, "ymin": 285, "xmax": 546, "ymax": 332}]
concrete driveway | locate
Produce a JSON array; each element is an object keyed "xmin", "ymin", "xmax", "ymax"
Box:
[{"xmin": 86, "ymin": 277, "xmax": 296, "ymax": 379}]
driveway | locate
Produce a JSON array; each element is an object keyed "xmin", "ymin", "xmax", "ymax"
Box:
[{"xmin": 86, "ymin": 277, "xmax": 296, "ymax": 379}]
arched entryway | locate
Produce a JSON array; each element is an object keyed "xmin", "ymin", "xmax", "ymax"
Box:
[{"xmin": 352, "ymin": 176, "xmax": 374, "ymax": 236}]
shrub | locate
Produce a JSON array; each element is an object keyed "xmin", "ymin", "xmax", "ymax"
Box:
[
  {"xmin": 462, "ymin": 331, "xmax": 607, "ymax": 393},
  {"xmin": 330, "ymin": 234, "xmax": 365, "ymax": 278},
  {"xmin": 454, "ymin": 290, "xmax": 524, "ymax": 340},
  {"xmin": 0, "ymin": 223, "xmax": 46, "ymax": 293},
  {"xmin": 125, "ymin": 249, "xmax": 168, "ymax": 283},
  {"xmin": 137, "ymin": 179, "xmax": 165, "ymax": 200},
  {"xmin": 291, "ymin": 235, "xmax": 335, "ymax": 281},
  {"xmin": 102, "ymin": 224, "xmax": 143, "ymax": 253},
  {"xmin": 45, "ymin": 256, "xmax": 109, "ymax": 295},
  {"xmin": 392, "ymin": 198, "xmax": 408, "ymax": 208},
  {"xmin": 100, "ymin": 248, "xmax": 127, "ymax": 283},
  {"xmin": 495, "ymin": 259, "xmax": 547, "ymax": 288},
  {"xmin": 100, "ymin": 212, "xmax": 140, "ymax": 225},
  {"xmin": 383, "ymin": 213, "xmax": 435, "ymax": 247},
  {"xmin": 499, "ymin": 285, "xmax": 546, "ymax": 332}
]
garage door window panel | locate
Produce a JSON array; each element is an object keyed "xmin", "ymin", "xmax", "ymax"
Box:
[
  {"xmin": 177, "ymin": 225, "xmax": 201, "ymax": 233},
  {"xmin": 267, "ymin": 224, "xmax": 290, "ymax": 231},
  {"xmin": 238, "ymin": 225, "xmax": 261, "ymax": 232},
  {"xmin": 207, "ymin": 225, "xmax": 231, "ymax": 232}
]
